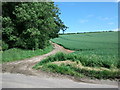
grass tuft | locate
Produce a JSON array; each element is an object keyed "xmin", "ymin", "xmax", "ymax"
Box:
[
  {"xmin": 33, "ymin": 52, "xmax": 120, "ymax": 79},
  {"xmin": 2, "ymin": 44, "xmax": 53, "ymax": 62}
]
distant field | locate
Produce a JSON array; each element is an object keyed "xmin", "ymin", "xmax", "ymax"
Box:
[
  {"xmin": 51, "ymin": 31, "xmax": 119, "ymax": 66},
  {"xmin": 51, "ymin": 31, "xmax": 118, "ymax": 51}
]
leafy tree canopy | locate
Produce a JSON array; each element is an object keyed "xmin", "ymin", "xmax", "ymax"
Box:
[{"xmin": 2, "ymin": 2, "xmax": 67, "ymax": 50}]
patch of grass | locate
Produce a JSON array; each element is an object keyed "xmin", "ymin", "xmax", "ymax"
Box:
[
  {"xmin": 69, "ymin": 65, "xmax": 119, "ymax": 79},
  {"xmin": 0, "ymin": 51, "xmax": 2, "ymax": 63},
  {"xmin": 34, "ymin": 52, "xmax": 119, "ymax": 69},
  {"xmin": 34, "ymin": 52, "xmax": 66, "ymax": 66},
  {"xmin": 73, "ymin": 52, "xmax": 119, "ymax": 69},
  {"xmin": 40, "ymin": 63, "xmax": 83, "ymax": 77},
  {"xmin": 2, "ymin": 44, "xmax": 53, "ymax": 62},
  {"xmin": 33, "ymin": 52, "xmax": 120, "ymax": 79}
]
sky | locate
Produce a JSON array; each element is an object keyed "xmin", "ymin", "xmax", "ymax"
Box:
[{"xmin": 55, "ymin": 2, "xmax": 118, "ymax": 33}]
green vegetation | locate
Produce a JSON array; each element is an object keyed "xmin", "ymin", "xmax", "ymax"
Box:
[
  {"xmin": 34, "ymin": 32, "xmax": 119, "ymax": 79},
  {"xmin": 2, "ymin": 45, "xmax": 53, "ymax": 62},
  {"xmin": 2, "ymin": 2, "xmax": 67, "ymax": 50},
  {"xmin": 34, "ymin": 52, "xmax": 119, "ymax": 69},
  {"xmin": 51, "ymin": 31, "xmax": 119, "ymax": 68},
  {"xmin": 52, "ymin": 32, "xmax": 118, "ymax": 50},
  {"xmin": 2, "ymin": 2, "xmax": 67, "ymax": 62},
  {"xmin": 2, "ymin": 2, "xmax": 119, "ymax": 79},
  {"xmin": 40, "ymin": 63, "xmax": 83, "ymax": 77},
  {"xmin": 33, "ymin": 52, "xmax": 119, "ymax": 79}
]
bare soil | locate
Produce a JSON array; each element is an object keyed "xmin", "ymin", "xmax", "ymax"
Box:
[
  {"xmin": 2, "ymin": 42, "xmax": 74, "ymax": 77},
  {"xmin": 2, "ymin": 42, "xmax": 118, "ymax": 86}
]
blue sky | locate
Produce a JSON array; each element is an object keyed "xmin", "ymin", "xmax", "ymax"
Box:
[{"xmin": 55, "ymin": 2, "xmax": 118, "ymax": 33}]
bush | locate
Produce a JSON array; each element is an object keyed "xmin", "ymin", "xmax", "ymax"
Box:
[{"xmin": 2, "ymin": 41, "xmax": 8, "ymax": 51}]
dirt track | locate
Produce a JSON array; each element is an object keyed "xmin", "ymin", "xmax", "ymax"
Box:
[
  {"xmin": 2, "ymin": 42, "xmax": 74, "ymax": 76},
  {"xmin": 2, "ymin": 42, "xmax": 118, "ymax": 87}
]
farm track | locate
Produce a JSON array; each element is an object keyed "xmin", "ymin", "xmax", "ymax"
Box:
[
  {"xmin": 1, "ymin": 42, "xmax": 118, "ymax": 87},
  {"xmin": 2, "ymin": 42, "xmax": 74, "ymax": 76}
]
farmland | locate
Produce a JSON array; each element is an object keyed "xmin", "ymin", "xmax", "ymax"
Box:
[
  {"xmin": 52, "ymin": 31, "xmax": 119, "ymax": 67},
  {"xmin": 51, "ymin": 31, "xmax": 119, "ymax": 63},
  {"xmin": 51, "ymin": 31, "xmax": 118, "ymax": 51},
  {"xmin": 34, "ymin": 31, "xmax": 120, "ymax": 79}
]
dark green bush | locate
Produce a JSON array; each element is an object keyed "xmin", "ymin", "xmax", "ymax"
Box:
[{"xmin": 2, "ymin": 41, "xmax": 8, "ymax": 51}]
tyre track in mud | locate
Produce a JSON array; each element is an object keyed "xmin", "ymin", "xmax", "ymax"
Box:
[
  {"xmin": 2, "ymin": 42, "xmax": 118, "ymax": 86},
  {"xmin": 2, "ymin": 42, "xmax": 74, "ymax": 76}
]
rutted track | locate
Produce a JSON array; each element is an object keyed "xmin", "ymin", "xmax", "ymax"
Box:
[
  {"xmin": 2, "ymin": 42, "xmax": 74, "ymax": 76},
  {"xmin": 2, "ymin": 42, "xmax": 118, "ymax": 88}
]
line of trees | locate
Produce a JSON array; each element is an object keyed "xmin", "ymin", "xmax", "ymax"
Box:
[{"xmin": 2, "ymin": 2, "xmax": 67, "ymax": 50}]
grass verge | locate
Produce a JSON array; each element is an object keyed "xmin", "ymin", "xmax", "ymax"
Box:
[
  {"xmin": 2, "ymin": 44, "xmax": 53, "ymax": 62},
  {"xmin": 33, "ymin": 52, "xmax": 120, "ymax": 79},
  {"xmin": 40, "ymin": 63, "xmax": 84, "ymax": 78}
]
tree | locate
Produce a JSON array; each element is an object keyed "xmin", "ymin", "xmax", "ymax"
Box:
[
  {"xmin": 2, "ymin": 2, "xmax": 67, "ymax": 50},
  {"xmin": 62, "ymin": 25, "xmax": 68, "ymax": 34}
]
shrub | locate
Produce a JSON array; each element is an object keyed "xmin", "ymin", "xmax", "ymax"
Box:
[{"xmin": 2, "ymin": 41, "xmax": 8, "ymax": 51}]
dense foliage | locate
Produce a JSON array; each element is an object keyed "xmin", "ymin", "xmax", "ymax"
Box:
[{"xmin": 2, "ymin": 2, "xmax": 67, "ymax": 50}]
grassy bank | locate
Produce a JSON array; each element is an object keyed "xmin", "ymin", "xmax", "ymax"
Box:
[
  {"xmin": 34, "ymin": 32, "xmax": 119, "ymax": 79},
  {"xmin": 2, "ymin": 44, "xmax": 53, "ymax": 62},
  {"xmin": 33, "ymin": 52, "xmax": 120, "ymax": 79}
]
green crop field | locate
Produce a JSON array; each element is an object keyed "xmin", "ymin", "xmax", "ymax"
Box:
[
  {"xmin": 34, "ymin": 31, "xmax": 120, "ymax": 79},
  {"xmin": 51, "ymin": 31, "xmax": 119, "ymax": 68},
  {"xmin": 52, "ymin": 31, "xmax": 118, "ymax": 60},
  {"xmin": 51, "ymin": 31, "xmax": 118, "ymax": 51}
]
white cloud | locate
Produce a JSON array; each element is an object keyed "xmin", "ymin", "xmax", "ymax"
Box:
[
  {"xmin": 104, "ymin": 17, "xmax": 110, "ymax": 20},
  {"xmin": 86, "ymin": 14, "xmax": 94, "ymax": 18},
  {"xmin": 97, "ymin": 16, "xmax": 112, "ymax": 20},
  {"xmin": 117, "ymin": 0, "xmax": 120, "ymax": 2},
  {"xmin": 108, "ymin": 22, "xmax": 114, "ymax": 25},
  {"xmin": 103, "ymin": 17, "xmax": 113, "ymax": 20},
  {"xmin": 112, "ymin": 28, "xmax": 120, "ymax": 31},
  {"xmin": 79, "ymin": 19, "xmax": 88, "ymax": 23}
]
